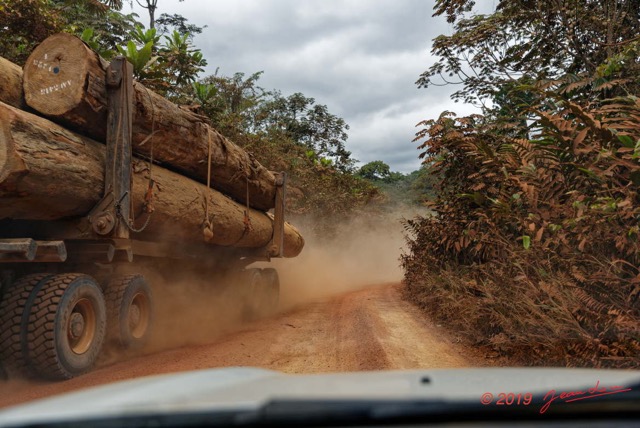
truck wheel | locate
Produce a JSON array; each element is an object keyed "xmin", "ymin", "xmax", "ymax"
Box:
[
  {"xmin": 241, "ymin": 269, "xmax": 263, "ymax": 321},
  {"xmin": 105, "ymin": 275, "xmax": 153, "ymax": 349},
  {"xmin": 0, "ymin": 273, "xmax": 53, "ymax": 377},
  {"xmin": 242, "ymin": 268, "xmax": 279, "ymax": 320},
  {"xmin": 260, "ymin": 268, "xmax": 280, "ymax": 315},
  {"xmin": 26, "ymin": 274, "xmax": 106, "ymax": 380}
]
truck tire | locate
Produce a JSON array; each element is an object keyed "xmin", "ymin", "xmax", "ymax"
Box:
[
  {"xmin": 241, "ymin": 269, "xmax": 263, "ymax": 321},
  {"xmin": 26, "ymin": 274, "xmax": 106, "ymax": 380},
  {"xmin": 0, "ymin": 273, "xmax": 54, "ymax": 378},
  {"xmin": 105, "ymin": 275, "xmax": 153, "ymax": 349},
  {"xmin": 242, "ymin": 268, "xmax": 279, "ymax": 320},
  {"xmin": 260, "ymin": 268, "xmax": 280, "ymax": 315}
]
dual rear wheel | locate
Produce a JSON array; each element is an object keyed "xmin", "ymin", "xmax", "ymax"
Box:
[
  {"xmin": 242, "ymin": 268, "xmax": 280, "ymax": 320},
  {"xmin": 105, "ymin": 275, "xmax": 153, "ymax": 350},
  {"xmin": 0, "ymin": 273, "xmax": 153, "ymax": 380}
]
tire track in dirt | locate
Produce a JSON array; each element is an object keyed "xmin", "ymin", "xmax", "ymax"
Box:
[{"xmin": 0, "ymin": 283, "xmax": 482, "ymax": 409}]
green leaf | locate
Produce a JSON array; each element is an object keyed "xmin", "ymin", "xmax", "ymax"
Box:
[
  {"xmin": 577, "ymin": 167, "xmax": 602, "ymax": 181},
  {"xmin": 126, "ymin": 40, "xmax": 137, "ymax": 59},
  {"xmin": 633, "ymin": 140, "xmax": 640, "ymax": 159},
  {"xmin": 617, "ymin": 134, "xmax": 635, "ymax": 148},
  {"xmin": 548, "ymin": 224, "xmax": 562, "ymax": 233},
  {"xmin": 80, "ymin": 28, "xmax": 94, "ymax": 42},
  {"xmin": 138, "ymin": 41, "xmax": 153, "ymax": 67},
  {"xmin": 522, "ymin": 235, "xmax": 531, "ymax": 250}
]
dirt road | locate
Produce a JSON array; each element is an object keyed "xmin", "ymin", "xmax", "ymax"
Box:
[{"xmin": 0, "ymin": 282, "xmax": 481, "ymax": 409}]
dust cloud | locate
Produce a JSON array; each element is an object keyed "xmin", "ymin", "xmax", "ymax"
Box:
[
  {"xmin": 140, "ymin": 210, "xmax": 417, "ymax": 353},
  {"xmin": 271, "ymin": 212, "xmax": 413, "ymax": 309},
  {"xmin": 142, "ymin": 275, "xmax": 247, "ymax": 353}
]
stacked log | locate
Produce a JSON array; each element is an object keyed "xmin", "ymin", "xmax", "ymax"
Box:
[
  {"xmin": 0, "ymin": 57, "xmax": 24, "ymax": 109},
  {"xmin": 0, "ymin": 101, "xmax": 304, "ymax": 257},
  {"xmin": 23, "ymin": 33, "xmax": 276, "ymax": 211}
]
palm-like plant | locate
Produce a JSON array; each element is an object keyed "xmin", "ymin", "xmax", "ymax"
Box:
[
  {"xmin": 117, "ymin": 40, "xmax": 157, "ymax": 77},
  {"xmin": 160, "ymin": 30, "xmax": 207, "ymax": 88},
  {"xmin": 130, "ymin": 25, "xmax": 160, "ymax": 47}
]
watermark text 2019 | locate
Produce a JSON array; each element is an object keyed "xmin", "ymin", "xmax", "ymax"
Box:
[{"xmin": 480, "ymin": 381, "xmax": 633, "ymax": 414}]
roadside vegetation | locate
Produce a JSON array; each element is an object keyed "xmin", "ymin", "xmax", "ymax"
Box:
[{"xmin": 403, "ymin": 0, "xmax": 640, "ymax": 368}]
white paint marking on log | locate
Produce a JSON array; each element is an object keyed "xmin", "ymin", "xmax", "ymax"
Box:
[
  {"xmin": 33, "ymin": 57, "xmax": 59, "ymax": 74},
  {"xmin": 39, "ymin": 80, "xmax": 73, "ymax": 96},
  {"xmin": 33, "ymin": 59, "xmax": 49, "ymax": 70}
]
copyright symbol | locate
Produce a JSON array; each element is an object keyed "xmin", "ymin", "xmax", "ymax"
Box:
[{"xmin": 480, "ymin": 392, "xmax": 493, "ymax": 405}]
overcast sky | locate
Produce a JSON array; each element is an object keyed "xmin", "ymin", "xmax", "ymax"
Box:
[{"xmin": 127, "ymin": 0, "xmax": 493, "ymax": 173}]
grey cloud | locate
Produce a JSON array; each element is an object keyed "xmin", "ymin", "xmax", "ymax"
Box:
[{"xmin": 128, "ymin": 0, "xmax": 474, "ymax": 174}]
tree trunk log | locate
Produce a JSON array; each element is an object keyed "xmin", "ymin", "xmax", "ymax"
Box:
[
  {"xmin": 0, "ymin": 57, "xmax": 25, "ymax": 109},
  {"xmin": 22, "ymin": 33, "xmax": 277, "ymax": 211},
  {"xmin": 0, "ymin": 101, "xmax": 304, "ymax": 258}
]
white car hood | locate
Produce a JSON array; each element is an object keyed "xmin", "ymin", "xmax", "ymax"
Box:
[{"xmin": 0, "ymin": 367, "xmax": 639, "ymax": 426}]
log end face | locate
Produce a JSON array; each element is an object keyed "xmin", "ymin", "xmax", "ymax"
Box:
[
  {"xmin": 23, "ymin": 33, "xmax": 91, "ymax": 116},
  {"xmin": 283, "ymin": 223, "xmax": 305, "ymax": 258}
]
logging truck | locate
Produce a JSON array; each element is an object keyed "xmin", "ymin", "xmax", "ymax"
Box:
[{"xmin": 0, "ymin": 35, "xmax": 304, "ymax": 380}]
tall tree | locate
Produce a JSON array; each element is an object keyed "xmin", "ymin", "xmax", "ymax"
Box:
[
  {"xmin": 419, "ymin": 0, "xmax": 640, "ymax": 106},
  {"xmin": 198, "ymin": 71, "xmax": 269, "ymax": 135},
  {"xmin": 257, "ymin": 92, "xmax": 354, "ymax": 171},
  {"xmin": 357, "ymin": 161, "xmax": 392, "ymax": 181},
  {"xmin": 135, "ymin": 0, "xmax": 189, "ymax": 30},
  {"xmin": 155, "ymin": 13, "xmax": 205, "ymax": 38},
  {"xmin": 135, "ymin": 0, "xmax": 158, "ymax": 28}
]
